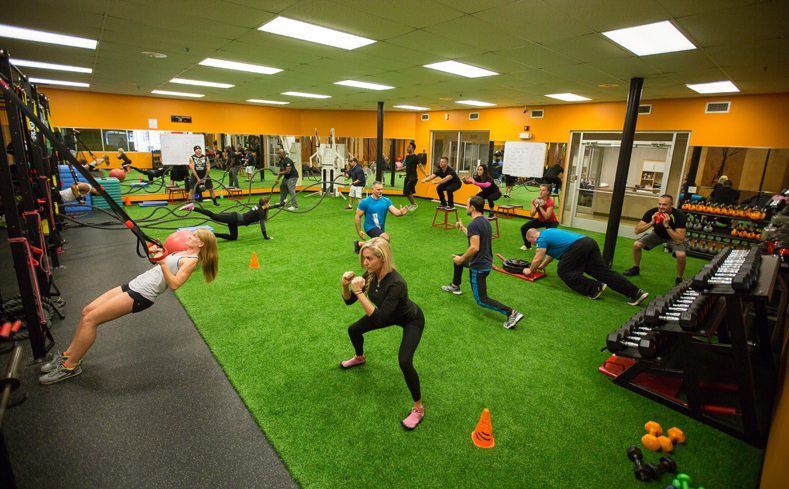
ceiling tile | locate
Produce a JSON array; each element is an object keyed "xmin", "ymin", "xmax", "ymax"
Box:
[
  {"xmin": 676, "ymin": 0, "xmax": 789, "ymax": 48},
  {"xmin": 386, "ymin": 30, "xmax": 487, "ymax": 59},
  {"xmin": 474, "ymin": 1, "xmax": 595, "ymax": 43},
  {"xmin": 335, "ymin": 0, "xmax": 466, "ymax": 28},
  {"xmin": 423, "ymin": 15, "xmax": 532, "ymax": 52},
  {"xmin": 545, "ymin": 0, "xmax": 669, "ymax": 32},
  {"xmin": 278, "ymin": 0, "xmax": 414, "ymax": 40}
]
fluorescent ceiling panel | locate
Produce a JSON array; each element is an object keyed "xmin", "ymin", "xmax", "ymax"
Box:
[
  {"xmin": 423, "ymin": 60, "xmax": 498, "ymax": 78},
  {"xmin": 335, "ymin": 80, "xmax": 394, "ymax": 90},
  {"xmin": 456, "ymin": 100, "xmax": 495, "ymax": 107},
  {"xmin": 282, "ymin": 91, "xmax": 331, "ymax": 99},
  {"xmin": 199, "ymin": 58, "xmax": 282, "ymax": 75},
  {"xmin": 602, "ymin": 21, "xmax": 696, "ymax": 56},
  {"xmin": 259, "ymin": 16, "xmax": 375, "ymax": 50},
  {"xmin": 247, "ymin": 99, "xmax": 289, "ymax": 105},
  {"xmin": 545, "ymin": 93, "xmax": 591, "ymax": 101},
  {"xmin": 170, "ymin": 78, "xmax": 234, "ymax": 88},
  {"xmin": 12, "ymin": 59, "xmax": 92, "ymax": 73},
  {"xmin": 393, "ymin": 105, "xmax": 430, "ymax": 110},
  {"xmin": 0, "ymin": 24, "xmax": 97, "ymax": 49},
  {"xmin": 151, "ymin": 90, "xmax": 204, "ymax": 98},
  {"xmin": 29, "ymin": 77, "xmax": 89, "ymax": 87},
  {"xmin": 686, "ymin": 81, "xmax": 739, "ymax": 94}
]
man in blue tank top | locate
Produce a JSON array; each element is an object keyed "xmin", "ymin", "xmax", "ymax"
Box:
[{"xmin": 353, "ymin": 181, "xmax": 409, "ymax": 253}]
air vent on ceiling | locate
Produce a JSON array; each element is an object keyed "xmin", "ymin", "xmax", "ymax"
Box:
[
  {"xmin": 530, "ymin": 109, "xmax": 544, "ymax": 118},
  {"xmin": 638, "ymin": 104, "xmax": 652, "ymax": 115},
  {"xmin": 420, "ymin": 113, "xmax": 429, "ymax": 121},
  {"xmin": 705, "ymin": 101, "xmax": 730, "ymax": 114},
  {"xmin": 469, "ymin": 112, "xmax": 480, "ymax": 120}
]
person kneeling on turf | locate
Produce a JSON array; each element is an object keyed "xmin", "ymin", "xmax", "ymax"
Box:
[
  {"xmin": 340, "ymin": 238, "xmax": 426, "ymax": 430},
  {"xmin": 442, "ymin": 196, "xmax": 524, "ymax": 329},
  {"xmin": 353, "ymin": 181, "xmax": 408, "ymax": 253},
  {"xmin": 623, "ymin": 194, "xmax": 687, "ymax": 285},
  {"xmin": 524, "ymin": 228, "xmax": 649, "ymax": 305}
]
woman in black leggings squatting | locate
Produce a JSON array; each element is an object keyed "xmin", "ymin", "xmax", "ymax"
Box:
[
  {"xmin": 180, "ymin": 197, "xmax": 279, "ymax": 241},
  {"xmin": 464, "ymin": 164, "xmax": 501, "ymax": 217},
  {"xmin": 340, "ymin": 238, "xmax": 426, "ymax": 430}
]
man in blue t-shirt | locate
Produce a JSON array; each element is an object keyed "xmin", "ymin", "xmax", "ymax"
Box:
[
  {"xmin": 442, "ymin": 196, "xmax": 524, "ymax": 329},
  {"xmin": 353, "ymin": 181, "xmax": 409, "ymax": 253},
  {"xmin": 523, "ymin": 228, "xmax": 649, "ymax": 305}
]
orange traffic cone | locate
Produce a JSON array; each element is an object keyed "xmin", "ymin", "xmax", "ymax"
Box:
[
  {"xmin": 249, "ymin": 252, "xmax": 259, "ymax": 269},
  {"xmin": 123, "ymin": 196, "xmax": 132, "ymax": 206},
  {"xmin": 471, "ymin": 408, "xmax": 495, "ymax": 448}
]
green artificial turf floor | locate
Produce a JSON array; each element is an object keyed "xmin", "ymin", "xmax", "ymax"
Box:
[{"xmin": 126, "ymin": 195, "xmax": 763, "ymax": 488}]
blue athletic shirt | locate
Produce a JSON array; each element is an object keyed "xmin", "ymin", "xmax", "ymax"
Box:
[
  {"xmin": 536, "ymin": 228, "xmax": 584, "ymax": 259},
  {"xmin": 359, "ymin": 195, "xmax": 392, "ymax": 232}
]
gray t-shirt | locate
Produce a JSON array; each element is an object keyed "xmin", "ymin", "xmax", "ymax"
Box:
[{"xmin": 467, "ymin": 215, "xmax": 493, "ymax": 270}]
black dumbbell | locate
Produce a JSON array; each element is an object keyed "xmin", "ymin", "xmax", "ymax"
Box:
[
  {"xmin": 650, "ymin": 455, "xmax": 678, "ymax": 478},
  {"xmin": 627, "ymin": 446, "xmax": 656, "ymax": 481}
]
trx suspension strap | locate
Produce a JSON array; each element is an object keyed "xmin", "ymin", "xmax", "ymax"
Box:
[{"xmin": 0, "ymin": 75, "xmax": 166, "ymax": 262}]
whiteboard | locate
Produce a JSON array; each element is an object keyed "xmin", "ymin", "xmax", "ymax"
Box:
[
  {"xmin": 160, "ymin": 133, "xmax": 205, "ymax": 166},
  {"xmin": 502, "ymin": 142, "xmax": 547, "ymax": 178}
]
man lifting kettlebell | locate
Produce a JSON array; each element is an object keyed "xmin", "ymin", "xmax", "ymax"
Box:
[{"xmin": 623, "ymin": 194, "xmax": 688, "ymax": 285}]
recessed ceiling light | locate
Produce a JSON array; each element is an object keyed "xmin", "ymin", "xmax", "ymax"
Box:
[
  {"xmin": 281, "ymin": 91, "xmax": 331, "ymax": 99},
  {"xmin": 602, "ymin": 20, "xmax": 695, "ymax": 56},
  {"xmin": 334, "ymin": 80, "xmax": 394, "ymax": 90},
  {"xmin": 456, "ymin": 100, "xmax": 495, "ymax": 107},
  {"xmin": 424, "ymin": 61, "xmax": 498, "ymax": 78},
  {"xmin": 686, "ymin": 81, "xmax": 740, "ymax": 94},
  {"xmin": 151, "ymin": 90, "xmax": 204, "ymax": 98},
  {"xmin": 0, "ymin": 24, "xmax": 97, "ymax": 49},
  {"xmin": 141, "ymin": 51, "xmax": 167, "ymax": 59},
  {"xmin": 12, "ymin": 59, "xmax": 92, "ymax": 73},
  {"xmin": 259, "ymin": 16, "xmax": 375, "ymax": 50},
  {"xmin": 247, "ymin": 99, "xmax": 290, "ymax": 105},
  {"xmin": 545, "ymin": 93, "xmax": 591, "ymax": 102},
  {"xmin": 170, "ymin": 78, "xmax": 234, "ymax": 89},
  {"xmin": 598, "ymin": 83, "xmax": 619, "ymax": 88},
  {"xmin": 28, "ymin": 77, "xmax": 89, "ymax": 87},
  {"xmin": 394, "ymin": 105, "xmax": 430, "ymax": 111},
  {"xmin": 200, "ymin": 58, "xmax": 282, "ymax": 75}
]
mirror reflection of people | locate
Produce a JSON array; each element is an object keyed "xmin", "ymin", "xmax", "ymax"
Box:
[
  {"xmin": 275, "ymin": 148, "xmax": 299, "ymax": 210},
  {"xmin": 402, "ymin": 142, "xmax": 422, "ymax": 211},
  {"xmin": 116, "ymin": 147, "xmax": 132, "ymax": 171},
  {"xmin": 188, "ymin": 145, "xmax": 219, "ymax": 206},
  {"xmin": 346, "ymin": 157, "xmax": 366, "ymax": 210},
  {"xmin": 490, "ymin": 150, "xmax": 503, "ymax": 182},
  {"xmin": 543, "ymin": 162, "xmax": 564, "ymax": 195},
  {"xmin": 710, "ymin": 178, "xmax": 740, "ymax": 205}
]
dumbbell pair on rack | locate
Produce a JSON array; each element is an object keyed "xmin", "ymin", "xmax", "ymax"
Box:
[{"xmin": 645, "ymin": 289, "xmax": 709, "ymax": 331}]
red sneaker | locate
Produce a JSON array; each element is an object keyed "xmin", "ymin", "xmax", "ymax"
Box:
[
  {"xmin": 401, "ymin": 407, "xmax": 424, "ymax": 430},
  {"xmin": 340, "ymin": 356, "xmax": 365, "ymax": 369}
]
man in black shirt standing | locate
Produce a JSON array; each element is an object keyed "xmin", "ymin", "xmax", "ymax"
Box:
[
  {"xmin": 623, "ymin": 194, "xmax": 688, "ymax": 284},
  {"xmin": 442, "ymin": 196, "xmax": 524, "ymax": 329},
  {"xmin": 346, "ymin": 157, "xmax": 366, "ymax": 209},
  {"xmin": 188, "ymin": 145, "xmax": 219, "ymax": 206},
  {"xmin": 422, "ymin": 156, "xmax": 462, "ymax": 210},
  {"xmin": 402, "ymin": 142, "xmax": 422, "ymax": 211},
  {"xmin": 275, "ymin": 148, "xmax": 298, "ymax": 210},
  {"xmin": 543, "ymin": 162, "xmax": 563, "ymax": 195}
]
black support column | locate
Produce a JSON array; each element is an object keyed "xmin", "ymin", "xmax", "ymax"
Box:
[
  {"xmin": 602, "ymin": 77, "xmax": 644, "ymax": 267},
  {"xmin": 376, "ymin": 101, "xmax": 384, "ymax": 183}
]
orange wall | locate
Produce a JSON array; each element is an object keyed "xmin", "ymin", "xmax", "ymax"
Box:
[{"xmin": 42, "ymin": 88, "xmax": 415, "ymax": 139}]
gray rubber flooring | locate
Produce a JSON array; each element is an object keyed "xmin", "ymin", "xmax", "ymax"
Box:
[{"xmin": 0, "ymin": 216, "xmax": 297, "ymax": 489}]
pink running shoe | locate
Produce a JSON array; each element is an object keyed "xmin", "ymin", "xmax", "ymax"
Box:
[
  {"xmin": 179, "ymin": 202, "xmax": 195, "ymax": 211},
  {"xmin": 340, "ymin": 356, "xmax": 365, "ymax": 369},
  {"xmin": 401, "ymin": 407, "xmax": 424, "ymax": 430}
]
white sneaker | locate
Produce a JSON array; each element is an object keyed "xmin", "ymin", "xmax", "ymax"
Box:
[
  {"xmin": 519, "ymin": 245, "xmax": 528, "ymax": 251},
  {"xmin": 441, "ymin": 284, "xmax": 462, "ymax": 295},
  {"xmin": 409, "ymin": 204, "xmax": 418, "ymax": 211},
  {"xmin": 287, "ymin": 206, "xmax": 296, "ymax": 211}
]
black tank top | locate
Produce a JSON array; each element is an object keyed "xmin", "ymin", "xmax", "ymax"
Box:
[{"xmin": 192, "ymin": 154, "xmax": 208, "ymax": 172}]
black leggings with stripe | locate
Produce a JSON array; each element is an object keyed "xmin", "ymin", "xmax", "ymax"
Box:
[{"xmin": 192, "ymin": 208, "xmax": 267, "ymax": 241}]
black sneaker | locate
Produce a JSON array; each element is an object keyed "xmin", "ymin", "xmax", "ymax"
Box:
[
  {"xmin": 675, "ymin": 277, "xmax": 683, "ymax": 285},
  {"xmin": 628, "ymin": 289, "xmax": 650, "ymax": 306},
  {"xmin": 353, "ymin": 240, "xmax": 361, "ymax": 254},
  {"xmin": 590, "ymin": 283, "xmax": 607, "ymax": 300},
  {"xmin": 623, "ymin": 266, "xmax": 640, "ymax": 277}
]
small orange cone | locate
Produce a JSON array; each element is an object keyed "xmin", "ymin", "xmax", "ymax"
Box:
[
  {"xmin": 249, "ymin": 252, "xmax": 259, "ymax": 269},
  {"xmin": 471, "ymin": 408, "xmax": 495, "ymax": 448},
  {"xmin": 123, "ymin": 196, "xmax": 132, "ymax": 206}
]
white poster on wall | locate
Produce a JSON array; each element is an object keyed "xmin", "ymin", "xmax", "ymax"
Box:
[
  {"xmin": 502, "ymin": 141, "xmax": 547, "ymax": 178},
  {"xmin": 159, "ymin": 133, "xmax": 205, "ymax": 166}
]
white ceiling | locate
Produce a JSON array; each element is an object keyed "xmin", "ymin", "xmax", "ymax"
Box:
[{"xmin": 0, "ymin": 0, "xmax": 787, "ymax": 110}]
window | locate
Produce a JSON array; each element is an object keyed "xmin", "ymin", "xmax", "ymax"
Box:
[{"xmin": 103, "ymin": 129, "xmax": 129, "ymax": 151}]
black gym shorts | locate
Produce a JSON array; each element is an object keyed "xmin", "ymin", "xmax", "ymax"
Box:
[
  {"xmin": 403, "ymin": 176, "xmax": 418, "ymax": 196},
  {"xmin": 121, "ymin": 283, "xmax": 154, "ymax": 313},
  {"xmin": 366, "ymin": 227, "xmax": 385, "ymax": 238},
  {"xmin": 190, "ymin": 172, "xmax": 213, "ymax": 189}
]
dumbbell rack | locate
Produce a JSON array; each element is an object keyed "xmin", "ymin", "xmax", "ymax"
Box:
[{"xmin": 602, "ymin": 248, "xmax": 781, "ymax": 447}]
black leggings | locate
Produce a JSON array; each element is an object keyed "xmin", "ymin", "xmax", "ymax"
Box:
[
  {"xmin": 477, "ymin": 189, "xmax": 502, "ymax": 213},
  {"xmin": 520, "ymin": 218, "xmax": 558, "ymax": 245},
  {"xmin": 192, "ymin": 208, "xmax": 269, "ymax": 241},
  {"xmin": 453, "ymin": 265, "xmax": 511, "ymax": 316},
  {"xmin": 347, "ymin": 308, "xmax": 425, "ymax": 401},
  {"xmin": 130, "ymin": 166, "xmax": 166, "ymax": 182},
  {"xmin": 437, "ymin": 180, "xmax": 462, "ymax": 207}
]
